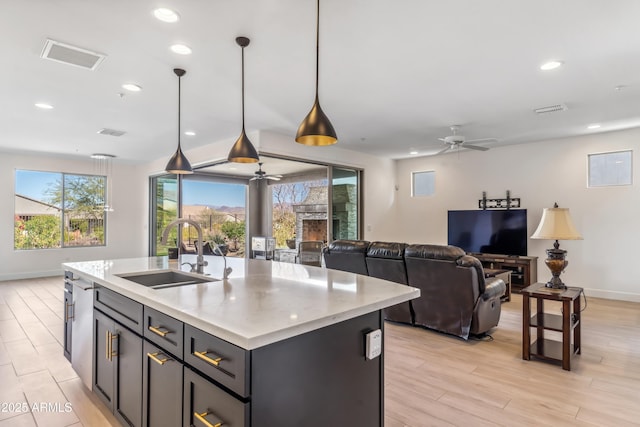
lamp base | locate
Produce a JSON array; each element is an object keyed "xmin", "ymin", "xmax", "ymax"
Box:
[{"xmin": 544, "ymin": 245, "xmax": 568, "ymax": 289}]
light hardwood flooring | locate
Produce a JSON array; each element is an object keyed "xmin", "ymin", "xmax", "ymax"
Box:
[{"xmin": 1, "ymin": 277, "xmax": 639, "ymax": 426}]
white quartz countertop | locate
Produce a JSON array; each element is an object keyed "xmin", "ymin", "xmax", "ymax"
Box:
[{"xmin": 63, "ymin": 256, "xmax": 419, "ymax": 350}]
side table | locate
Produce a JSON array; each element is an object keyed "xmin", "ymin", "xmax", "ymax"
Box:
[{"xmin": 522, "ymin": 283, "xmax": 582, "ymax": 371}]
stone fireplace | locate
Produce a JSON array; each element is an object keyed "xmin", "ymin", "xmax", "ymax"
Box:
[
  {"xmin": 294, "ymin": 186, "xmax": 327, "ymax": 244},
  {"xmin": 292, "ymin": 183, "xmax": 357, "ymax": 245}
]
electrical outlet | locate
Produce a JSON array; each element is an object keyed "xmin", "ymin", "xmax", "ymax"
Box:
[{"xmin": 365, "ymin": 329, "xmax": 382, "ymax": 360}]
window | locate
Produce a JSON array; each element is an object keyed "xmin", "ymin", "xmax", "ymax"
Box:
[
  {"xmin": 588, "ymin": 150, "xmax": 632, "ymax": 187},
  {"xmin": 412, "ymin": 171, "xmax": 435, "ymax": 196},
  {"xmin": 14, "ymin": 170, "xmax": 106, "ymax": 250}
]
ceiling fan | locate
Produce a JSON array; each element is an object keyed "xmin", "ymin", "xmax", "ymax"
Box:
[
  {"xmin": 436, "ymin": 125, "xmax": 496, "ymax": 154},
  {"xmin": 250, "ymin": 162, "xmax": 282, "ymax": 181}
]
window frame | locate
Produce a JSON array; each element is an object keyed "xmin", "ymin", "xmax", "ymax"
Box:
[
  {"xmin": 411, "ymin": 170, "xmax": 436, "ymax": 197},
  {"xmin": 14, "ymin": 169, "xmax": 107, "ymax": 250},
  {"xmin": 587, "ymin": 149, "xmax": 633, "ymax": 188}
]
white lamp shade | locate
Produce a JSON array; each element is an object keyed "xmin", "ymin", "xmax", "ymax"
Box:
[{"xmin": 531, "ymin": 207, "xmax": 583, "ymax": 240}]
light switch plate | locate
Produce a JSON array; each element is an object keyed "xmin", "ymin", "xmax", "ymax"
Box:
[{"xmin": 365, "ymin": 329, "xmax": 382, "ymax": 360}]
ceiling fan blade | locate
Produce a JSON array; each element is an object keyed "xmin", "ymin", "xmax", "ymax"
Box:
[
  {"xmin": 465, "ymin": 138, "xmax": 497, "ymax": 144},
  {"xmin": 464, "ymin": 144, "xmax": 490, "ymax": 151},
  {"xmin": 436, "ymin": 145, "xmax": 452, "ymax": 155},
  {"xmin": 249, "ymin": 176, "xmax": 258, "ymax": 181},
  {"xmin": 437, "ymin": 137, "xmax": 446, "ymax": 142},
  {"xmin": 266, "ymin": 176, "xmax": 281, "ymax": 181}
]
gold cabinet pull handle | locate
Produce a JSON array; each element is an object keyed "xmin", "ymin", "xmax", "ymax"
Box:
[
  {"xmin": 194, "ymin": 411, "xmax": 222, "ymax": 427},
  {"xmin": 107, "ymin": 331, "xmax": 118, "ymax": 362},
  {"xmin": 193, "ymin": 351, "xmax": 223, "ymax": 366},
  {"xmin": 148, "ymin": 325, "xmax": 170, "ymax": 337},
  {"xmin": 147, "ymin": 352, "xmax": 170, "ymax": 365},
  {"xmin": 105, "ymin": 330, "xmax": 110, "ymax": 360}
]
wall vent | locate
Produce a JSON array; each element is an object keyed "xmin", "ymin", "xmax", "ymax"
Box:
[
  {"xmin": 97, "ymin": 128, "xmax": 126, "ymax": 137},
  {"xmin": 40, "ymin": 39, "xmax": 106, "ymax": 70},
  {"xmin": 533, "ymin": 104, "xmax": 568, "ymax": 114}
]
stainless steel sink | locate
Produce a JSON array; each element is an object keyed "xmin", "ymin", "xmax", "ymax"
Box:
[{"xmin": 116, "ymin": 270, "xmax": 218, "ymax": 290}]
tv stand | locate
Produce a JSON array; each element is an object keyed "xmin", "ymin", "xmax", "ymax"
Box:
[{"xmin": 473, "ymin": 253, "xmax": 538, "ymax": 294}]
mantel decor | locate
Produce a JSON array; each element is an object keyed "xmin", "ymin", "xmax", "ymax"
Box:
[{"xmin": 479, "ymin": 190, "xmax": 521, "ymax": 210}]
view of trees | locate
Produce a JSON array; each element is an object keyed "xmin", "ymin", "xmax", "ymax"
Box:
[{"xmin": 14, "ymin": 214, "xmax": 61, "ymax": 249}]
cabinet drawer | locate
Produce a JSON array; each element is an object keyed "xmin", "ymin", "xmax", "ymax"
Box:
[
  {"xmin": 94, "ymin": 285, "xmax": 143, "ymax": 335},
  {"xmin": 144, "ymin": 306, "xmax": 184, "ymax": 359},
  {"xmin": 183, "ymin": 367, "xmax": 249, "ymax": 427},
  {"xmin": 184, "ymin": 324, "xmax": 249, "ymax": 398}
]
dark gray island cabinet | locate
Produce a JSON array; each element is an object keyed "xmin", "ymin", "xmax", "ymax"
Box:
[
  {"xmin": 89, "ymin": 285, "xmax": 386, "ymax": 427},
  {"xmin": 93, "ymin": 284, "xmax": 383, "ymax": 427}
]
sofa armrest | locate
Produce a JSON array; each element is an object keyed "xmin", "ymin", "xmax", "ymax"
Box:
[{"xmin": 482, "ymin": 278, "xmax": 506, "ymax": 300}]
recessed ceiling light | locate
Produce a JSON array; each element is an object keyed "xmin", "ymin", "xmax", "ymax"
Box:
[
  {"xmin": 153, "ymin": 8, "xmax": 180, "ymax": 23},
  {"xmin": 122, "ymin": 83, "xmax": 142, "ymax": 92},
  {"xmin": 184, "ymin": 131, "xmax": 196, "ymax": 136},
  {"xmin": 410, "ymin": 151, "xmax": 419, "ymax": 155},
  {"xmin": 587, "ymin": 124, "xmax": 601, "ymax": 129},
  {"xmin": 35, "ymin": 103, "xmax": 53, "ymax": 109},
  {"xmin": 540, "ymin": 60, "xmax": 563, "ymax": 71},
  {"xmin": 170, "ymin": 44, "xmax": 192, "ymax": 55},
  {"xmin": 229, "ymin": 167, "xmax": 238, "ymax": 170}
]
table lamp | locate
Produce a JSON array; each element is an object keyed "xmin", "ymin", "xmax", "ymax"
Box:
[{"xmin": 531, "ymin": 203, "xmax": 583, "ymax": 289}]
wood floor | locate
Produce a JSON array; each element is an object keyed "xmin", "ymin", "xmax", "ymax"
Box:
[{"xmin": 1, "ymin": 277, "xmax": 639, "ymax": 426}]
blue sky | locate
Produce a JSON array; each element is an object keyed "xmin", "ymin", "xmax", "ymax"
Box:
[
  {"xmin": 182, "ymin": 181, "xmax": 246, "ymax": 207},
  {"xmin": 15, "ymin": 170, "xmax": 59, "ymax": 202}
]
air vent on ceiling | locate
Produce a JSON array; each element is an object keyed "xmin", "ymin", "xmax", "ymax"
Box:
[
  {"xmin": 534, "ymin": 104, "xmax": 568, "ymax": 114},
  {"xmin": 40, "ymin": 39, "xmax": 106, "ymax": 70},
  {"xmin": 97, "ymin": 128, "xmax": 126, "ymax": 137}
]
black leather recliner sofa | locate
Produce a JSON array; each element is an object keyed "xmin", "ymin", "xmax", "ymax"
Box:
[{"xmin": 322, "ymin": 240, "xmax": 506, "ymax": 339}]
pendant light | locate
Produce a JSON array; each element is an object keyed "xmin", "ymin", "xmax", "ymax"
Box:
[
  {"xmin": 228, "ymin": 37, "xmax": 260, "ymax": 163},
  {"xmin": 165, "ymin": 68, "xmax": 193, "ymax": 174},
  {"xmin": 295, "ymin": 0, "xmax": 337, "ymax": 146},
  {"xmin": 91, "ymin": 153, "xmax": 115, "ymax": 212}
]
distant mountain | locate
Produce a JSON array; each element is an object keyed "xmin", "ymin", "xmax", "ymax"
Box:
[
  {"xmin": 184, "ymin": 204, "xmax": 244, "ymax": 214},
  {"xmin": 214, "ymin": 205, "xmax": 245, "ymax": 214}
]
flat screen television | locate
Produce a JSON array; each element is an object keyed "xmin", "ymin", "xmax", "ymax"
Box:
[{"xmin": 447, "ymin": 209, "xmax": 528, "ymax": 256}]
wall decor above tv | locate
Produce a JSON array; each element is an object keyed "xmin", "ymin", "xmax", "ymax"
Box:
[{"xmin": 447, "ymin": 209, "xmax": 528, "ymax": 256}]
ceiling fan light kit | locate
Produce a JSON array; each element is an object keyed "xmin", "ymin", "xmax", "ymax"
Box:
[
  {"xmin": 228, "ymin": 36, "xmax": 260, "ymax": 163},
  {"xmin": 436, "ymin": 125, "xmax": 495, "ymax": 155},
  {"xmin": 165, "ymin": 68, "xmax": 194, "ymax": 174},
  {"xmin": 295, "ymin": 0, "xmax": 337, "ymax": 146}
]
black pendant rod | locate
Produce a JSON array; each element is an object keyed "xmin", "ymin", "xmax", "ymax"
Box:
[
  {"xmin": 241, "ymin": 43, "xmax": 246, "ymax": 130},
  {"xmin": 174, "ymin": 68, "xmax": 186, "ymax": 148},
  {"xmin": 315, "ymin": 0, "xmax": 320, "ymax": 98}
]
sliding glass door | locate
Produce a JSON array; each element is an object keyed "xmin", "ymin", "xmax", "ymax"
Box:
[
  {"xmin": 150, "ymin": 173, "xmax": 247, "ymax": 257},
  {"xmin": 330, "ymin": 166, "xmax": 361, "ymax": 241},
  {"xmin": 150, "ymin": 175, "xmax": 178, "ymax": 256}
]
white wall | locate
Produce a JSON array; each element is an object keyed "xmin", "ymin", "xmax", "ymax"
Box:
[
  {"xmin": 1, "ymin": 152, "xmax": 147, "ymax": 280},
  {"xmin": 394, "ymin": 128, "xmax": 640, "ymax": 301}
]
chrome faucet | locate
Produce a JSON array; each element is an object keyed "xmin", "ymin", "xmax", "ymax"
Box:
[
  {"xmin": 212, "ymin": 244, "xmax": 233, "ymax": 280},
  {"xmin": 161, "ymin": 218, "xmax": 208, "ymax": 274}
]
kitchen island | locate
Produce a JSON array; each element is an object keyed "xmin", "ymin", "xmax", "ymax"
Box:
[{"xmin": 63, "ymin": 255, "xmax": 419, "ymax": 427}]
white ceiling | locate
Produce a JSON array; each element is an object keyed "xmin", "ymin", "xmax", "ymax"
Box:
[{"xmin": 2, "ymin": 0, "xmax": 640, "ymax": 165}]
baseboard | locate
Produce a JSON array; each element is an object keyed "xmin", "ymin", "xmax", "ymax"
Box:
[
  {"xmin": 0, "ymin": 269, "xmax": 63, "ymax": 283},
  {"xmin": 583, "ymin": 287, "xmax": 640, "ymax": 303}
]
